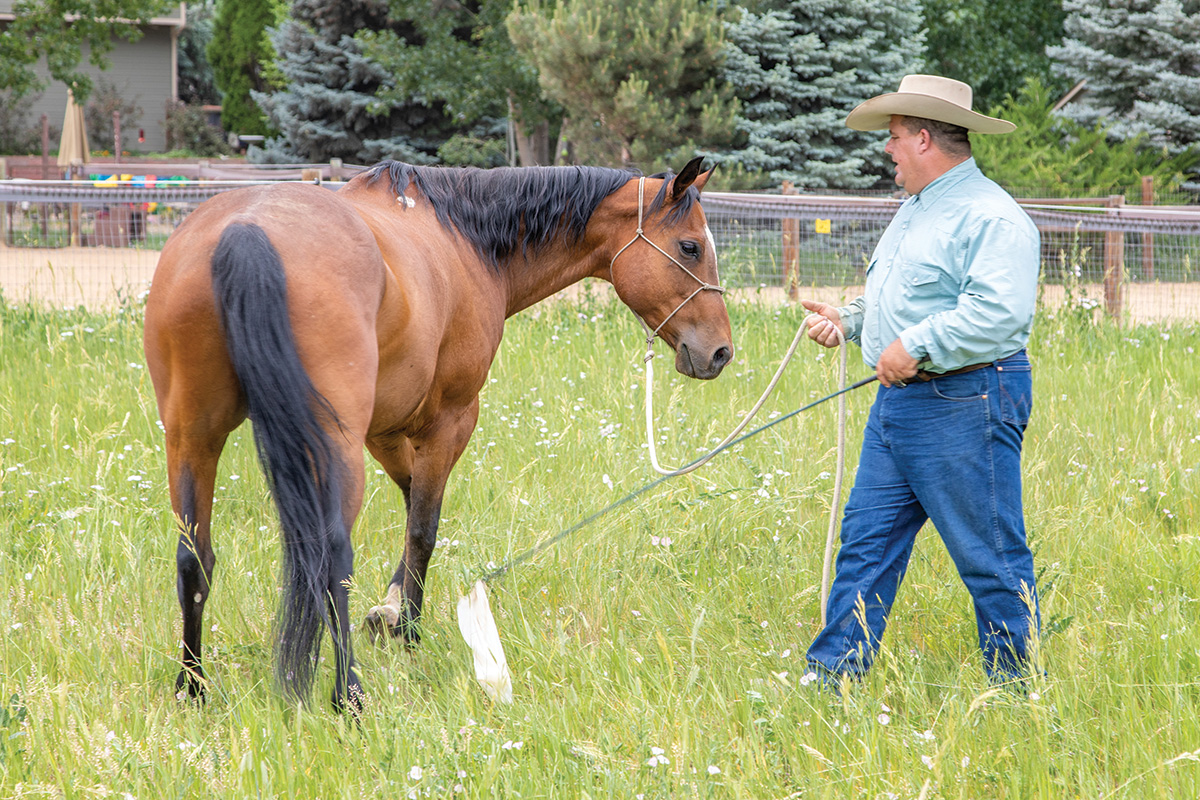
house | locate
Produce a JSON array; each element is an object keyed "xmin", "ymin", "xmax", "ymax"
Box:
[{"xmin": 0, "ymin": 2, "xmax": 187, "ymax": 154}]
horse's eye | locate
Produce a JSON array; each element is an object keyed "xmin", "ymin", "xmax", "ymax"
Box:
[{"xmin": 679, "ymin": 240, "xmax": 700, "ymax": 259}]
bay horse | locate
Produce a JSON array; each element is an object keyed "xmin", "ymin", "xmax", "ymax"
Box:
[{"xmin": 143, "ymin": 157, "xmax": 733, "ymax": 711}]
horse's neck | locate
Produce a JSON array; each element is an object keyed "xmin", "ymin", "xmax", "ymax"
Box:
[{"xmin": 503, "ymin": 244, "xmax": 608, "ymax": 318}]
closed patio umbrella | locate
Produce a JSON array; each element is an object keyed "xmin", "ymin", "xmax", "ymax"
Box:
[
  {"xmin": 57, "ymin": 88, "xmax": 91, "ymax": 177},
  {"xmin": 58, "ymin": 88, "xmax": 90, "ymax": 245}
]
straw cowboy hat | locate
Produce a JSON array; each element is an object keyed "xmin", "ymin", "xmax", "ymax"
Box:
[{"xmin": 845, "ymin": 74, "xmax": 1016, "ymax": 134}]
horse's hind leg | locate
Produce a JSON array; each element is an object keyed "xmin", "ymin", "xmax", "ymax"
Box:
[
  {"xmin": 163, "ymin": 410, "xmax": 240, "ymax": 700},
  {"xmin": 365, "ymin": 400, "xmax": 480, "ymax": 643},
  {"xmin": 290, "ymin": 328, "xmax": 377, "ymax": 711},
  {"xmin": 323, "ymin": 443, "xmax": 366, "ymax": 712}
]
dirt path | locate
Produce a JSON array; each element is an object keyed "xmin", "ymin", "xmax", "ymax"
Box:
[
  {"xmin": 0, "ymin": 245, "xmax": 158, "ymax": 309},
  {"xmin": 3, "ymin": 245, "xmax": 1198, "ymax": 324}
]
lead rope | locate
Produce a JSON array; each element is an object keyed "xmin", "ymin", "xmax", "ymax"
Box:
[
  {"xmin": 821, "ymin": 323, "xmax": 849, "ymax": 627},
  {"xmin": 456, "ymin": 347, "xmax": 872, "ymax": 702},
  {"xmin": 643, "ymin": 314, "xmax": 849, "ymax": 625},
  {"xmin": 459, "ymin": 175, "xmax": 857, "ymax": 699}
]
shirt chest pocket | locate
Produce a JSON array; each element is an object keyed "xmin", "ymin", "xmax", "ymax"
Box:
[{"xmin": 899, "ymin": 262, "xmax": 947, "ymax": 302}]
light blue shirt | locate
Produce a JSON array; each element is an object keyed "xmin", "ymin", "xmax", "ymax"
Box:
[{"xmin": 837, "ymin": 158, "xmax": 1040, "ymax": 372}]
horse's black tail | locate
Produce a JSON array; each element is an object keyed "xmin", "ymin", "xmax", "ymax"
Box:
[{"xmin": 210, "ymin": 222, "xmax": 345, "ymax": 703}]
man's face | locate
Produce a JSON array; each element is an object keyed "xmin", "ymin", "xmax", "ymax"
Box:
[{"xmin": 884, "ymin": 117, "xmax": 923, "ymax": 194}]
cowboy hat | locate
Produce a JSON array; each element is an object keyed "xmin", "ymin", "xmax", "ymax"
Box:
[{"xmin": 845, "ymin": 74, "xmax": 1016, "ymax": 134}]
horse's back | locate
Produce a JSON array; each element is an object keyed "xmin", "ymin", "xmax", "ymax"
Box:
[
  {"xmin": 149, "ymin": 183, "xmax": 385, "ymax": 315},
  {"xmin": 145, "ymin": 182, "xmax": 389, "ymax": 438}
]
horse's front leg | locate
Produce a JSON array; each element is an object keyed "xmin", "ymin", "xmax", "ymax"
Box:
[{"xmin": 365, "ymin": 400, "xmax": 479, "ymax": 643}]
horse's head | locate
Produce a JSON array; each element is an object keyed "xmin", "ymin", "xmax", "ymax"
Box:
[{"xmin": 606, "ymin": 158, "xmax": 734, "ymax": 380}]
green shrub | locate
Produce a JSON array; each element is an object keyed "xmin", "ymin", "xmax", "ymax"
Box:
[{"xmin": 973, "ymin": 78, "xmax": 1200, "ymax": 199}]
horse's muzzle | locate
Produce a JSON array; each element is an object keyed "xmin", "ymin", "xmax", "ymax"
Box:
[{"xmin": 676, "ymin": 341, "xmax": 733, "ymax": 380}]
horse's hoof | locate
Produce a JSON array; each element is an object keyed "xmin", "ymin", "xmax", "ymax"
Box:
[
  {"xmin": 174, "ymin": 669, "xmax": 206, "ymax": 704},
  {"xmin": 333, "ymin": 679, "xmax": 367, "ymax": 716},
  {"xmin": 364, "ymin": 604, "xmax": 401, "ymax": 644}
]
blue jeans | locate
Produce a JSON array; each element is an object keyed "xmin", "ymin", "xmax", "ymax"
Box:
[{"xmin": 806, "ymin": 350, "xmax": 1040, "ymax": 682}]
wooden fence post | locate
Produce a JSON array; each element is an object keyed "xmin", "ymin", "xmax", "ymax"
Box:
[
  {"xmin": 113, "ymin": 111, "xmax": 122, "ymax": 160},
  {"xmin": 40, "ymin": 114, "xmax": 50, "ymax": 239},
  {"xmin": 1104, "ymin": 194, "xmax": 1125, "ymax": 322},
  {"xmin": 781, "ymin": 180, "xmax": 799, "ymax": 301},
  {"xmin": 69, "ymin": 171, "xmax": 82, "ymax": 247},
  {"xmin": 0, "ymin": 157, "xmax": 7, "ymax": 247},
  {"xmin": 1142, "ymin": 175, "xmax": 1154, "ymax": 280}
]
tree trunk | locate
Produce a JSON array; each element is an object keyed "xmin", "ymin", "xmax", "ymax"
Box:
[
  {"xmin": 508, "ymin": 96, "xmax": 551, "ymax": 167},
  {"xmin": 513, "ymin": 118, "xmax": 550, "ymax": 166},
  {"xmin": 552, "ymin": 118, "xmax": 572, "ymax": 166}
]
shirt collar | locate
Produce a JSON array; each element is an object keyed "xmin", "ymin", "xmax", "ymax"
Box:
[{"xmin": 910, "ymin": 157, "xmax": 979, "ymax": 207}]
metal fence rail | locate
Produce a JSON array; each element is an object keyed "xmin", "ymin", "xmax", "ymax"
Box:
[{"xmin": 3, "ymin": 179, "xmax": 1199, "ymax": 323}]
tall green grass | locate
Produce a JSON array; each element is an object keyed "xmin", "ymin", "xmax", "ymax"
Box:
[{"xmin": 1, "ymin": 289, "xmax": 1198, "ymax": 798}]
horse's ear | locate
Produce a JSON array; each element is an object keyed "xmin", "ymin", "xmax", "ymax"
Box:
[{"xmin": 670, "ymin": 157, "xmax": 708, "ymax": 200}]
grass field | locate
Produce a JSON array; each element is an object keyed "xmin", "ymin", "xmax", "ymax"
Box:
[{"xmin": 0, "ymin": 289, "xmax": 1198, "ymax": 798}]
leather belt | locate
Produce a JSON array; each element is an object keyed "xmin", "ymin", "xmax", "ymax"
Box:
[{"xmin": 913, "ymin": 361, "xmax": 995, "ymax": 382}]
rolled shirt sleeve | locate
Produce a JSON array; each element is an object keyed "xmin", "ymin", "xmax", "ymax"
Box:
[{"xmin": 836, "ymin": 296, "xmax": 867, "ymax": 344}]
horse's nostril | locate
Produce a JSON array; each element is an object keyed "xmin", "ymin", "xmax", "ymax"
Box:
[{"xmin": 713, "ymin": 346, "xmax": 732, "ymax": 370}]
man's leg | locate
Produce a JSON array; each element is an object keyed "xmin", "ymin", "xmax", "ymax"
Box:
[
  {"xmin": 807, "ymin": 387, "xmax": 928, "ymax": 679},
  {"xmin": 896, "ymin": 358, "xmax": 1040, "ymax": 681}
]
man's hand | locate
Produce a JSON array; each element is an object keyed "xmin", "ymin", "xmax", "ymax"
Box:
[
  {"xmin": 800, "ymin": 299, "xmax": 844, "ymax": 348},
  {"xmin": 877, "ymin": 338, "xmax": 919, "ymax": 387}
]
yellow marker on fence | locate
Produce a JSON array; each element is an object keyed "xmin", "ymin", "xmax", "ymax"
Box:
[{"xmin": 815, "ymin": 219, "xmax": 832, "ymax": 234}]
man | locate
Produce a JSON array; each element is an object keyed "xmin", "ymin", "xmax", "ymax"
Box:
[{"xmin": 802, "ymin": 75, "xmax": 1041, "ymax": 686}]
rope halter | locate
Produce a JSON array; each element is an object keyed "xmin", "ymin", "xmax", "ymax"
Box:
[{"xmin": 609, "ymin": 176, "xmax": 725, "ymax": 350}]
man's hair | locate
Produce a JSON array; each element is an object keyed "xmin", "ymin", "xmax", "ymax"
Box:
[{"xmin": 898, "ymin": 115, "xmax": 972, "ymax": 158}]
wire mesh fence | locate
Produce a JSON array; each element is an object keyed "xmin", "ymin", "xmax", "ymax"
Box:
[
  {"xmin": 3, "ymin": 177, "xmax": 1200, "ymax": 323},
  {"xmin": 703, "ymin": 190, "xmax": 1200, "ymax": 325}
]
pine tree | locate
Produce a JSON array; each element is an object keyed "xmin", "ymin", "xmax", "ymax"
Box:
[
  {"xmin": 208, "ymin": 0, "xmax": 275, "ymax": 136},
  {"xmin": 1048, "ymin": 0, "xmax": 1200, "ymax": 154},
  {"xmin": 179, "ymin": 1, "xmax": 219, "ymax": 106},
  {"xmin": 715, "ymin": 0, "xmax": 924, "ymax": 190},
  {"xmin": 362, "ymin": 0, "xmax": 558, "ymax": 166},
  {"xmin": 971, "ymin": 79, "xmax": 1199, "ymax": 197},
  {"xmin": 507, "ymin": 0, "xmax": 738, "ymax": 172},
  {"xmin": 251, "ymin": 0, "xmax": 457, "ymax": 164}
]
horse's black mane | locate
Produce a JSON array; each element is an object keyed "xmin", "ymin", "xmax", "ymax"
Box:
[{"xmin": 364, "ymin": 160, "xmax": 701, "ymax": 270}]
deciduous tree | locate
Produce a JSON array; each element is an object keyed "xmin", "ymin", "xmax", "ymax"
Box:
[
  {"xmin": 363, "ymin": 0, "xmax": 557, "ymax": 165},
  {"xmin": 924, "ymin": 0, "xmax": 1067, "ymax": 114},
  {"xmin": 0, "ymin": 0, "xmax": 174, "ymax": 102}
]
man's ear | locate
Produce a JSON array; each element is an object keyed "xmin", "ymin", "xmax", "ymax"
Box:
[{"xmin": 917, "ymin": 127, "xmax": 934, "ymax": 153}]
